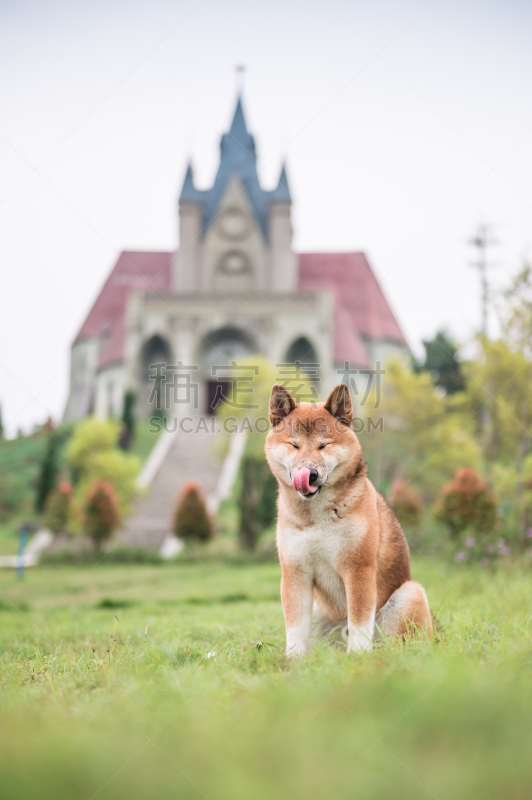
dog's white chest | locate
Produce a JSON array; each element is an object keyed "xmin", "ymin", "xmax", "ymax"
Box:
[{"xmin": 279, "ymin": 515, "xmax": 356, "ymax": 580}]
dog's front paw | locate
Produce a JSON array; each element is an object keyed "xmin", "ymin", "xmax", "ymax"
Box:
[
  {"xmin": 347, "ymin": 624, "xmax": 374, "ymax": 654},
  {"xmin": 347, "ymin": 637, "xmax": 373, "ymax": 654}
]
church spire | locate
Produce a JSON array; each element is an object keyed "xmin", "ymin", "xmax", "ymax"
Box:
[
  {"xmin": 229, "ymin": 95, "xmax": 248, "ymax": 140},
  {"xmin": 270, "ymin": 163, "xmax": 291, "ymax": 203},
  {"xmin": 179, "ymin": 161, "xmax": 202, "ymax": 203}
]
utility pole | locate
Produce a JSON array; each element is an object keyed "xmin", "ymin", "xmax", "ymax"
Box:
[{"xmin": 469, "ymin": 224, "xmax": 495, "ymax": 338}]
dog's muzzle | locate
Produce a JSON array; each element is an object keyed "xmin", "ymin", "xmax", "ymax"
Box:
[{"xmin": 293, "ymin": 467, "xmax": 321, "ymax": 497}]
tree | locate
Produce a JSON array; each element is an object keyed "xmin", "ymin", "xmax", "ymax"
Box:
[
  {"xmin": 359, "ymin": 359, "xmax": 481, "ymax": 502},
  {"xmin": 173, "ymin": 481, "xmax": 214, "ymax": 542},
  {"xmin": 83, "ymin": 480, "xmax": 121, "ymax": 551},
  {"xmin": 413, "ymin": 330, "xmax": 465, "ymax": 394},
  {"xmin": 35, "ymin": 432, "xmax": 61, "ymax": 513},
  {"xmin": 119, "ymin": 390, "xmax": 136, "ymax": 451},
  {"xmin": 238, "ymin": 454, "xmax": 278, "ymax": 552}
]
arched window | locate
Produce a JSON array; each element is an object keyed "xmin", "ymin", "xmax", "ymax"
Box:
[
  {"xmin": 140, "ymin": 335, "xmax": 171, "ymax": 417},
  {"xmin": 217, "ymin": 250, "xmax": 251, "ymax": 275},
  {"xmin": 285, "ymin": 337, "xmax": 318, "ymax": 365},
  {"xmin": 141, "ymin": 335, "xmax": 171, "ymax": 381}
]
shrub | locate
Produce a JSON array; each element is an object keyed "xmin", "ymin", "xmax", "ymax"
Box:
[
  {"xmin": 389, "ymin": 479, "xmax": 423, "ymax": 527},
  {"xmin": 239, "ymin": 454, "xmax": 278, "ymax": 552},
  {"xmin": 434, "ymin": 467, "xmax": 497, "ymax": 538},
  {"xmin": 66, "ymin": 418, "xmax": 140, "ymax": 517},
  {"xmin": 44, "ymin": 481, "xmax": 73, "ymax": 533},
  {"xmin": 83, "ymin": 480, "xmax": 121, "ymax": 550},
  {"xmin": 173, "ymin": 482, "xmax": 214, "ymax": 542}
]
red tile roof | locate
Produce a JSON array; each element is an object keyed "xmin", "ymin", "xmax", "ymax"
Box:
[
  {"xmin": 75, "ymin": 251, "xmax": 173, "ymax": 369},
  {"xmin": 76, "ymin": 250, "xmax": 406, "ymax": 371},
  {"xmin": 298, "ymin": 252, "xmax": 407, "ymax": 368}
]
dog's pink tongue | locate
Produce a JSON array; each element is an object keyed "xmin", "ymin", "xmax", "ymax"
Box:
[{"xmin": 293, "ymin": 467, "xmax": 318, "ymax": 495}]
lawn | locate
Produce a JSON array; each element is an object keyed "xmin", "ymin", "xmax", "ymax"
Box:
[{"xmin": 1, "ymin": 557, "xmax": 532, "ymax": 800}]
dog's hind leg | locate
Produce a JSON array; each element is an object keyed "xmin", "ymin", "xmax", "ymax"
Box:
[{"xmin": 375, "ymin": 581, "xmax": 433, "ymax": 640}]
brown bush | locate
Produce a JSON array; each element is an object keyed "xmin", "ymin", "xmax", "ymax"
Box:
[
  {"xmin": 83, "ymin": 480, "xmax": 121, "ymax": 550},
  {"xmin": 173, "ymin": 481, "xmax": 214, "ymax": 542},
  {"xmin": 434, "ymin": 467, "xmax": 496, "ymax": 538},
  {"xmin": 389, "ymin": 479, "xmax": 423, "ymax": 527}
]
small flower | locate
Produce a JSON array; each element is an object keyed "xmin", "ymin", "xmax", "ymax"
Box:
[
  {"xmin": 498, "ymin": 546, "xmax": 510, "ymax": 556},
  {"xmin": 497, "ymin": 538, "xmax": 505, "ymax": 547},
  {"xmin": 526, "ymin": 528, "xmax": 532, "ymax": 539},
  {"xmin": 486, "ymin": 544, "xmax": 495, "ymax": 554},
  {"xmin": 465, "ymin": 536, "xmax": 475, "ymax": 547},
  {"xmin": 480, "ymin": 558, "xmax": 489, "ymax": 567},
  {"xmin": 455, "ymin": 551, "xmax": 465, "ymax": 562}
]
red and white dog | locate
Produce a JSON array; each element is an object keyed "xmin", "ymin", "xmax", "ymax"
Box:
[{"xmin": 265, "ymin": 383, "xmax": 432, "ymax": 656}]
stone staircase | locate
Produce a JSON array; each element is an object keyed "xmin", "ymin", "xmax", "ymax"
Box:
[{"xmin": 118, "ymin": 423, "xmax": 244, "ymax": 553}]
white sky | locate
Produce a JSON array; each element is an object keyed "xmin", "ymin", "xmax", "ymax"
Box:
[{"xmin": 1, "ymin": 0, "xmax": 531, "ymax": 436}]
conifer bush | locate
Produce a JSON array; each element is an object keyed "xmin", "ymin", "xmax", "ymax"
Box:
[
  {"xmin": 389, "ymin": 479, "xmax": 423, "ymax": 527},
  {"xmin": 44, "ymin": 481, "xmax": 73, "ymax": 533},
  {"xmin": 173, "ymin": 481, "xmax": 214, "ymax": 542},
  {"xmin": 83, "ymin": 480, "xmax": 121, "ymax": 550},
  {"xmin": 434, "ymin": 467, "xmax": 497, "ymax": 538}
]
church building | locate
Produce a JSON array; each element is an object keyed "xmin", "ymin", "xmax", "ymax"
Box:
[{"xmin": 64, "ymin": 96, "xmax": 408, "ymax": 422}]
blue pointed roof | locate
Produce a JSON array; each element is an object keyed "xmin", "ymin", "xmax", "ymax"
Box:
[
  {"xmin": 178, "ymin": 96, "xmax": 291, "ymax": 239},
  {"xmin": 179, "ymin": 162, "xmax": 203, "ymax": 203},
  {"xmin": 268, "ymin": 163, "xmax": 291, "ymax": 203}
]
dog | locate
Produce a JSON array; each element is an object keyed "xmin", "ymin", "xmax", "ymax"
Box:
[{"xmin": 265, "ymin": 383, "xmax": 433, "ymax": 656}]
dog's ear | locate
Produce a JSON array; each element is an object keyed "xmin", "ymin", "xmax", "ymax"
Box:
[
  {"xmin": 324, "ymin": 384, "xmax": 353, "ymax": 425},
  {"xmin": 269, "ymin": 384, "xmax": 296, "ymax": 426}
]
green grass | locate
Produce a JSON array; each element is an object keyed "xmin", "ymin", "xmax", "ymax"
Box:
[
  {"xmin": 129, "ymin": 423, "xmax": 161, "ymax": 465},
  {"xmin": 1, "ymin": 557, "xmax": 532, "ymax": 799}
]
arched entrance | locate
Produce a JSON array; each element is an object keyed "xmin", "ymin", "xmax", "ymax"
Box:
[
  {"xmin": 284, "ymin": 337, "xmax": 320, "ymax": 399},
  {"xmin": 285, "ymin": 336, "xmax": 318, "ymax": 365},
  {"xmin": 199, "ymin": 327, "xmax": 257, "ymax": 414}
]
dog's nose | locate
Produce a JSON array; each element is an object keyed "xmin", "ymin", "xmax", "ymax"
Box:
[{"xmin": 308, "ymin": 468, "xmax": 319, "ymax": 486}]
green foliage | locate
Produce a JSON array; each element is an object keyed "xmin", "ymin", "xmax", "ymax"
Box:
[
  {"xmin": 83, "ymin": 479, "xmax": 121, "ymax": 549},
  {"xmin": 388, "ymin": 479, "xmax": 422, "ymax": 528},
  {"xmin": 0, "ymin": 433, "xmax": 48, "ymax": 522},
  {"xmin": 173, "ymin": 481, "xmax": 214, "ymax": 541},
  {"xmin": 238, "ymin": 452, "xmax": 278, "ymax": 552},
  {"xmin": 434, "ymin": 467, "xmax": 497, "ymax": 538},
  {"xmin": 66, "ymin": 417, "xmax": 140, "ymax": 522},
  {"xmin": 414, "ymin": 330, "xmax": 465, "ymax": 394},
  {"xmin": 360, "ymin": 358, "xmax": 481, "ymax": 502},
  {"xmin": 43, "ymin": 481, "xmax": 72, "ymax": 534},
  {"xmin": 460, "ymin": 337, "xmax": 532, "ymax": 465}
]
